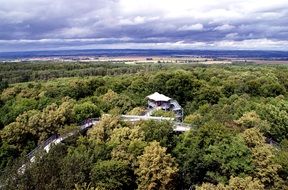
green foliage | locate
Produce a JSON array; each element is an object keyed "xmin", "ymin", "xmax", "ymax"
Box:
[
  {"xmin": 73, "ymin": 102, "xmax": 100, "ymax": 123},
  {"xmin": 256, "ymin": 98, "xmax": 288, "ymax": 142},
  {"xmin": 74, "ymin": 183, "xmax": 97, "ymax": 190},
  {"xmin": 275, "ymin": 139, "xmax": 288, "ymax": 182},
  {"xmin": 242, "ymin": 128, "xmax": 284, "ymax": 189},
  {"xmin": 139, "ymin": 120, "xmax": 176, "ymax": 151},
  {"xmin": 196, "ymin": 176, "xmax": 264, "ymax": 190},
  {"xmin": 4, "ymin": 144, "xmax": 68, "ymax": 190},
  {"xmin": 0, "ymin": 77, "xmax": 8, "ymax": 92},
  {"xmin": 127, "ymin": 107, "xmax": 146, "ymax": 116},
  {"xmin": 184, "ymin": 113, "xmax": 203, "ymax": 126},
  {"xmin": 0, "ymin": 142, "xmax": 18, "ymax": 171},
  {"xmin": 1, "ymin": 63, "xmax": 288, "ymax": 189},
  {"xmin": 151, "ymin": 109, "xmax": 176, "ymax": 118},
  {"xmin": 136, "ymin": 141, "xmax": 178, "ymax": 190},
  {"xmin": 91, "ymin": 160, "xmax": 134, "ymax": 190},
  {"xmin": 108, "ymin": 126, "xmax": 147, "ymax": 167},
  {"xmin": 99, "ymin": 90, "xmax": 135, "ymax": 114},
  {"xmin": 235, "ymin": 111, "xmax": 269, "ymax": 130},
  {"xmin": 60, "ymin": 138, "xmax": 108, "ymax": 189},
  {"xmin": 88, "ymin": 115, "xmax": 122, "ymax": 143},
  {"xmin": 203, "ymin": 136, "xmax": 253, "ymax": 182},
  {"xmin": 174, "ymin": 122, "xmax": 252, "ymax": 187}
]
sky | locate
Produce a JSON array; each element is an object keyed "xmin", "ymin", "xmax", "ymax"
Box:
[{"xmin": 0, "ymin": 0, "xmax": 288, "ymax": 52}]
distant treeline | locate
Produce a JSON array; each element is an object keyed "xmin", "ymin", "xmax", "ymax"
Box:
[{"xmin": 0, "ymin": 61, "xmax": 167, "ymax": 84}]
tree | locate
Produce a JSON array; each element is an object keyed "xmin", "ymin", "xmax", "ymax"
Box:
[
  {"xmin": 251, "ymin": 145, "xmax": 282, "ymax": 188},
  {"xmin": 139, "ymin": 120, "xmax": 176, "ymax": 151},
  {"xmin": 34, "ymin": 98, "xmax": 75, "ymax": 142},
  {"xmin": 99, "ymin": 90, "xmax": 135, "ymax": 114},
  {"xmin": 88, "ymin": 115, "xmax": 121, "ymax": 143},
  {"xmin": 151, "ymin": 109, "xmax": 176, "ymax": 118},
  {"xmin": 235, "ymin": 111, "xmax": 269, "ymax": 131},
  {"xmin": 0, "ymin": 142, "xmax": 18, "ymax": 170},
  {"xmin": 184, "ymin": 113, "xmax": 203, "ymax": 126},
  {"xmin": 256, "ymin": 99, "xmax": 288, "ymax": 142},
  {"xmin": 0, "ymin": 110, "xmax": 39, "ymax": 152},
  {"xmin": 127, "ymin": 107, "xmax": 146, "ymax": 116},
  {"xmin": 196, "ymin": 176, "xmax": 264, "ymax": 190},
  {"xmin": 136, "ymin": 141, "xmax": 178, "ymax": 190},
  {"xmin": 60, "ymin": 143, "xmax": 95, "ymax": 189},
  {"xmin": 73, "ymin": 102, "xmax": 100, "ymax": 123},
  {"xmin": 241, "ymin": 128, "xmax": 283, "ymax": 188},
  {"xmin": 241, "ymin": 127, "xmax": 266, "ymax": 148},
  {"xmin": 202, "ymin": 136, "xmax": 253, "ymax": 182},
  {"xmin": 174, "ymin": 122, "xmax": 253, "ymax": 187},
  {"xmin": 0, "ymin": 77, "xmax": 8, "ymax": 92},
  {"xmin": 91, "ymin": 160, "xmax": 134, "ymax": 190},
  {"xmin": 195, "ymin": 85, "xmax": 223, "ymax": 105},
  {"xmin": 108, "ymin": 126, "xmax": 147, "ymax": 167},
  {"xmin": 275, "ymin": 139, "xmax": 288, "ymax": 183},
  {"xmin": 74, "ymin": 183, "xmax": 97, "ymax": 190},
  {"xmin": 4, "ymin": 144, "xmax": 67, "ymax": 190}
]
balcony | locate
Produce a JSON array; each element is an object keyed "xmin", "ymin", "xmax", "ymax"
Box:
[{"xmin": 148, "ymin": 101, "xmax": 170, "ymax": 110}]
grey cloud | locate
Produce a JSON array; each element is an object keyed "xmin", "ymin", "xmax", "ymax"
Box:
[{"xmin": 0, "ymin": 0, "xmax": 288, "ymax": 51}]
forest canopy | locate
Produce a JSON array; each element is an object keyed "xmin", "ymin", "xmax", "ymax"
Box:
[{"xmin": 0, "ymin": 61, "xmax": 288, "ymax": 189}]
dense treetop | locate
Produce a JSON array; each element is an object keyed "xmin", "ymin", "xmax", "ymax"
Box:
[{"xmin": 0, "ymin": 61, "xmax": 288, "ymax": 189}]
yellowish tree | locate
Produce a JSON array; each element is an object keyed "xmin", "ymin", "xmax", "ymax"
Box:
[
  {"xmin": 241, "ymin": 127, "xmax": 266, "ymax": 148},
  {"xmin": 127, "ymin": 107, "xmax": 146, "ymax": 116},
  {"xmin": 196, "ymin": 176, "xmax": 264, "ymax": 190},
  {"xmin": 88, "ymin": 115, "xmax": 121, "ymax": 143},
  {"xmin": 235, "ymin": 111, "xmax": 270, "ymax": 132},
  {"xmin": 108, "ymin": 126, "xmax": 147, "ymax": 167},
  {"xmin": 135, "ymin": 141, "xmax": 178, "ymax": 190},
  {"xmin": 241, "ymin": 127, "xmax": 283, "ymax": 188}
]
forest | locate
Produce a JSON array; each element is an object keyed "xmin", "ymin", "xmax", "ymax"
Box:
[{"xmin": 0, "ymin": 61, "xmax": 288, "ymax": 190}]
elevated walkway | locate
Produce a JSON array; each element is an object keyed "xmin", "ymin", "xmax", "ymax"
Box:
[{"xmin": 21, "ymin": 115, "xmax": 191, "ymax": 174}]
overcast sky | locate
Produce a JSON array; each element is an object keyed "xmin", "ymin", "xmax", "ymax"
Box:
[{"xmin": 0, "ymin": 0, "xmax": 288, "ymax": 51}]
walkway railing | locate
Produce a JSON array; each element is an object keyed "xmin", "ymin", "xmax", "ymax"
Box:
[
  {"xmin": 121, "ymin": 115, "xmax": 175, "ymax": 121},
  {"xmin": 27, "ymin": 134, "xmax": 59, "ymax": 159},
  {"xmin": 26, "ymin": 116, "xmax": 189, "ymax": 162},
  {"xmin": 26, "ymin": 118, "xmax": 100, "ymax": 160}
]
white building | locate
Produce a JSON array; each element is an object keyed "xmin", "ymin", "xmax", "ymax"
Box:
[{"xmin": 146, "ymin": 92, "xmax": 183, "ymax": 120}]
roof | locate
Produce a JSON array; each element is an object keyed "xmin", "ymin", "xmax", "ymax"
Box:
[
  {"xmin": 147, "ymin": 92, "xmax": 171, "ymax": 102},
  {"xmin": 170, "ymin": 100, "xmax": 182, "ymax": 110}
]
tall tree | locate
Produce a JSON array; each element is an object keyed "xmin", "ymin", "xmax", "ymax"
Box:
[{"xmin": 136, "ymin": 141, "xmax": 178, "ymax": 190}]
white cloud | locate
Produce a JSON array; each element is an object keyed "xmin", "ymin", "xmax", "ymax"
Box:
[
  {"xmin": 178, "ymin": 24, "xmax": 204, "ymax": 31},
  {"xmin": 214, "ymin": 39, "xmax": 288, "ymax": 50},
  {"xmin": 0, "ymin": 0, "xmax": 288, "ymax": 50},
  {"xmin": 225, "ymin": 33, "xmax": 238, "ymax": 39},
  {"xmin": 118, "ymin": 16, "xmax": 159, "ymax": 25},
  {"xmin": 1, "ymin": 38, "xmax": 288, "ymax": 51},
  {"xmin": 214, "ymin": 24, "xmax": 235, "ymax": 31},
  {"xmin": 53, "ymin": 27, "xmax": 94, "ymax": 38}
]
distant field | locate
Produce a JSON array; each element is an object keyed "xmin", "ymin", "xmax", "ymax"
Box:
[{"xmin": 249, "ymin": 60, "xmax": 288, "ymax": 64}]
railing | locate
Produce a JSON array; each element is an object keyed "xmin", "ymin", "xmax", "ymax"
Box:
[
  {"xmin": 267, "ymin": 138, "xmax": 281, "ymax": 149},
  {"xmin": 27, "ymin": 118, "xmax": 100, "ymax": 159},
  {"xmin": 121, "ymin": 115, "xmax": 175, "ymax": 121},
  {"xmin": 174, "ymin": 122, "xmax": 191, "ymax": 128},
  {"xmin": 27, "ymin": 134, "xmax": 59, "ymax": 159},
  {"xmin": 26, "ymin": 116, "xmax": 191, "ymax": 162}
]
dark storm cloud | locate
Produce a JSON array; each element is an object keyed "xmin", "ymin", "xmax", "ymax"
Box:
[{"xmin": 0, "ymin": 0, "xmax": 288, "ymax": 51}]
